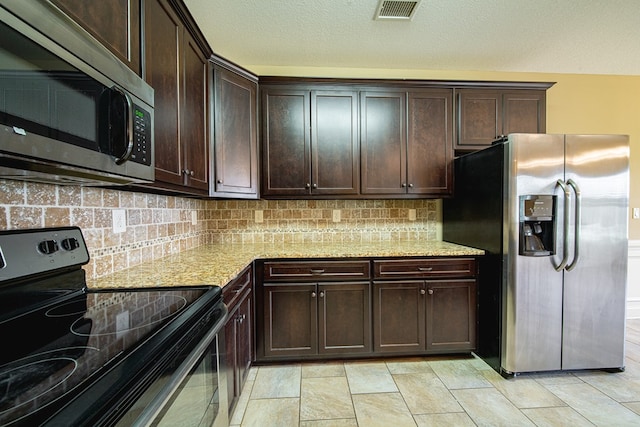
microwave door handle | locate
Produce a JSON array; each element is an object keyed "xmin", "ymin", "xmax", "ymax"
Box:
[
  {"xmin": 566, "ymin": 179, "xmax": 581, "ymax": 271},
  {"xmin": 554, "ymin": 179, "xmax": 571, "ymax": 271},
  {"xmin": 112, "ymin": 86, "xmax": 134, "ymax": 165}
]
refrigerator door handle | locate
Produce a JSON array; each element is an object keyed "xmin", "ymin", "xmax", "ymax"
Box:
[
  {"xmin": 554, "ymin": 179, "xmax": 571, "ymax": 271},
  {"xmin": 566, "ymin": 179, "xmax": 582, "ymax": 271}
]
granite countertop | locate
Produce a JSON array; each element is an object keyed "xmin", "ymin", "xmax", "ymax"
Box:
[{"xmin": 87, "ymin": 241, "xmax": 484, "ymax": 290}]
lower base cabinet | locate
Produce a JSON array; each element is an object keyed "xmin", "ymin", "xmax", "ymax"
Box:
[
  {"xmin": 222, "ymin": 266, "xmax": 253, "ymax": 415},
  {"xmin": 373, "ymin": 279, "xmax": 476, "ymax": 353},
  {"xmin": 255, "ymin": 257, "xmax": 477, "ymax": 362},
  {"xmin": 263, "ymin": 281, "xmax": 372, "ymax": 359}
]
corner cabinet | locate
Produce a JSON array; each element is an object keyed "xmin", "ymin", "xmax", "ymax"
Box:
[
  {"xmin": 360, "ymin": 89, "xmax": 453, "ymax": 196},
  {"xmin": 261, "ymin": 87, "xmax": 359, "ymax": 197},
  {"xmin": 222, "ymin": 265, "xmax": 253, "ymax": 415},
  {"xmin": 455, "ymin": 88, "xmax": 548, "ymax": 152},
  {"xmin": 210, "ymin": 58, "xmax": 259, "ymax": 198},
  {"xmin": 144, "ymin": 0, "xmax": 210, "ymax": 195}
]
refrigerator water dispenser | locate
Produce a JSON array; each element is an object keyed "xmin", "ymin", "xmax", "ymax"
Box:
[{"xmin": 519, "ymin": 195, "xmax": 555, "ymax": 256}]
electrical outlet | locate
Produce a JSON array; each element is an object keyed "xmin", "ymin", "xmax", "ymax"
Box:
[
  {"xmin": 634, "ymin": 208, "xmax": 640, "ymax": 219},
  {"xmin": 408, "ymin": 209, "xmax": 417, "ymax": 221},
  {"xmin": 112, "ymin": 209, "xmax": 126, "ymax": 233},
  {"xmin": 191, "ymin": 210, "xmax": 198, "ymax": 225},
  {"xmin": 332, "ymin": 209, "xmax": 341, "ymax": 222},
  {"xmin": 255, "ymin": 210, "xmax": 264, "ymax": 223}
]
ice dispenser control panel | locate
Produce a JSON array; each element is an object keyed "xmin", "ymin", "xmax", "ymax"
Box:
[{"xmin": 519, "ymin": 195, "xmax": 556, "ymax": 256}]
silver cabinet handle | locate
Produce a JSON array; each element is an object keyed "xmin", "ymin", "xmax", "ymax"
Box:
[
  {"xmin": 566, "ymin": 179, "xmax": 581, "ymax": 271},
  {"xmin": 408, "ymin": 183, "xmax": 413, "ymax": 188},
  {"xmin": 554, "ymin": 179, "xmax": 571, "ymax": 272},
  {"xmin": 305, "ymin": 183, "xmax": 311, "ymax": 188},
  {"xmin": 310, "ymin": 269, "xmax": 325, "ymax": 275},
  {"xmin": 418, "ymin": 267, "xmax": 433, "ymax": 272},
  {"xmin": 420, "ymin": 289, "xmax": 426, "ymax": 295},
  {"xmin": 319, "ymin": 291, "xmax": 324, "ymax": 298},
  {"xmin": 427, "ymin": 289, "xmax": 434, "ymax": 295},
  {"xmin": 311, "ymin": 291, "xmax": 316, "ymax": 298}
]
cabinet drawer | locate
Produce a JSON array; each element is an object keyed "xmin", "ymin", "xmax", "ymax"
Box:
[
  {"xmin": 263, "ymin": 261, "xmax": 371, "ymax": 282},
  {"xmin": 373, "ymin": 258, "xmax": 476, "ymax": 279},
  {"xmin": 223, "ymin": 266, "xmax": 252, "ymax": 308}
]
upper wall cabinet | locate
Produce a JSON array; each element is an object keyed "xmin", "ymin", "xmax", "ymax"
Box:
[
  {"xmin": 144, "ymin": 0, "xmax": 210, "ymax": 195},
  {"xmin": 455, "ymin": 88, "xmax": 548, "ymax": 152},
  {"xmin": 210, "ymin": 57, "xmax": 259, "ymax": 198},
  {"xmin": 52, "ymin": 0, "xmax": 141, "ymax": 75},
  {"xmin": 261, "ymin": 85, "xmax": 359, "ymax": 197},
  {"xmin": 361, "ymin": 89, "xmax": 453, "ymax": 196}
]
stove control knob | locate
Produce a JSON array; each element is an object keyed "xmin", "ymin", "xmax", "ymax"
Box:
[
  {"xmin": 38, "ymin": 239, "xmax": 59, "ymax": 254},
  {"xmin": 61, "ymin": 237, "xmax": 80, "ymax": 251}
]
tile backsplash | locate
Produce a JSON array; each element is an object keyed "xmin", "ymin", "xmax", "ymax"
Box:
[{"xmin": 1, "ymin": 180, "xmax": 440, "ymax": 279}]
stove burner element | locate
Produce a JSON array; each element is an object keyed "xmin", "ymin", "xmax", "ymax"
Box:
[{"xmin": 0, "ymin": 346, "xmax": 96, "ymax": 426}]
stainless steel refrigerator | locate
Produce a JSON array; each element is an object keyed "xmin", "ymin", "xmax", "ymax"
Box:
[{"xmin": 443, "ymin": 134, "xmax": 629, "ymax": 376}]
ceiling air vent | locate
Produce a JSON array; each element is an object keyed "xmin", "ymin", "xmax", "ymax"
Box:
[{"xmin": 374, "ymin": 0, "xmax": 422, "ymax": 20}]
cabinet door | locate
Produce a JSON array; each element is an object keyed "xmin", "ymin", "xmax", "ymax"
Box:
[
  {"xmin": 222, "ymin": 266, "xmax": 253, "ymax": 414},
  {"xmin": 502, "ymin": 91, "xmax": 546, "ymax": 135},
  {"xmin": 311, "ymin": 91, "xmax": 359, "ymax": 195},
  {"xmin": 426, "ymin": 279, "xmax": 476, "ymax": 352},
  {"xmin": 372, "ymin": 281, "xmax": 425, "ymax": 353},
  {"xmin": 360, "ymin": 91, "xmax": 407, "ymax": 194},
  {"xmin": 407, "ymin": 89, "xmax": 453, "ymax": 195},
  {"xmin": 212, "ymin": 66, "xmax": 258, "ymax": 197},
  {"xmin": 236, "ymin": 289, "xmax": 253, "ymax": 396},
  {"xmin": 144, "ymin": 0, "xmax": 183, "ymax": 186},
  {"xmin": 318, "ymin": 282, "xmax": 371, "ymax": 354},
  {"xmin": 180, "ymin": 30, "xmax": 209, "ymax": 192},
  {"xmin": 52, "ymin": 0, "xmax": 141, "ymax": 75},
  {"xmin": 224, "ymin": 302, "xmax": 239, "ymax": 412},
  {"xmin": 456, "ymin": 89, "xmax": 501, "ymax": 149},
  {"xmin": 261, "ymin": 89, "xmax": 311, "ymax": 196},
  {"xmin": 263, "ymin": 283, "xmax": 317, "ymax": 357}
]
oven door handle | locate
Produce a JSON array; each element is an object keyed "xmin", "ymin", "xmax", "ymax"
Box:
[{"xmin": 132, "ymin": 306, "xmax": 228, "ymax": 427}]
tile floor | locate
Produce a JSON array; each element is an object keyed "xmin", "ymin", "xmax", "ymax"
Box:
[{"xmin": 229, "ymin": 319, "xmax": 640, "ymax": 426}]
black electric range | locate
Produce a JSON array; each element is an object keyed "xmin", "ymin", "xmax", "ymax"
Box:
[{"xmin": 0, "ymin": 227, "xmax": 227, "ymax": 426}]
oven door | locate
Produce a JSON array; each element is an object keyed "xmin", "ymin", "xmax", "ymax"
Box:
[
  {"xmin": 117, "ymin": 314, "xmax": 229, "ymax": 427},
  {"xmin": 133, "ymin": 330, "xmax": 228, "ymax": 427}
]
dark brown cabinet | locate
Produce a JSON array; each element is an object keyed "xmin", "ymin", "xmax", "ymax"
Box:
[
  {"xmin": 426, "ymin": 279, "xmax": 476, "ymax": 351},
  {"xmin": 52, "ymin": 0, "xmax": 141, "ymax": 75},
  {"xmin": 144, "ymin": 0, "xmax": 210, "ymax": 195},
  {"xmin": 360, "ymin": 89, "xmax": 453, "ymax": 196},
  {"xmin": 372, "ymin": 258, "xmax": 477, "ymax": 354},
  {"xmin": 456, "ymin": 89, "xmax": 546, "ymax": 151},
  {"xmin": 373, "ymin": 280, "xmax": 425, "ymax": 353},
  {"xmin": 261, "ymin": 87, "xmax": 359, "ymax": 197},
  {"xmin": 222, "ymin": 266, "xmax": 253, "ymax": 415},
  {"xmin": 258, "ymin": 260, "xmax": 371, "ymax": 360},
  {"xmin": 360, "ymin": 91, "xmax": 406, "ymax": 195},
  {"xmin": 211, "ymin": 59, "xmax": 259, "ymax": 198}
]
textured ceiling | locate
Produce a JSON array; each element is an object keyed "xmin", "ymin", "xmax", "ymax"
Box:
[{"xmin": 184, "ymin": 0, "xmax": 640, "ymax": 76}]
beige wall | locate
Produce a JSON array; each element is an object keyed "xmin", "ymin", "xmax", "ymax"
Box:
[{"xmin": 252, "ymin": 66, "xmax": 640, "ymax": 239}]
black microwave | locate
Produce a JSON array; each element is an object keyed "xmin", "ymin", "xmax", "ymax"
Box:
[{"xmin": 0, "ymin": 0, "xmax": 154, "ymax": 185}]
